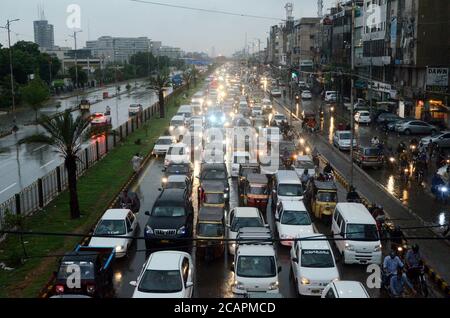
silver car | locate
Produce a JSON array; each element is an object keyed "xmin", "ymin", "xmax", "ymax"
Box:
[
  {"xmin": 396, "ymin": 120, "xmax": 438, "ymax": 135},
  {"xmin": 421, "ymin": 132, "xmax": 450, "ymax": 148}
]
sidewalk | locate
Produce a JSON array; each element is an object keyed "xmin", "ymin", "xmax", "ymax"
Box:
[{"xmin": 273, "ymin": 96, "xmax": 450, "ymax": 289}]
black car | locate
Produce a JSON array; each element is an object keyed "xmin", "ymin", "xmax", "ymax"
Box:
[
  {"xmin": 144, "ymin": 189, "xmax": 194, "ymax": 248},
  {"xmin": 238, "ymin": 163, "xmax": 261, "ymax": 195},
  {"xmin": 198, "ymin": 163, "xmax": 230, "ymax": 195},
  {"xmin": 162, "ymin": 163, "xmax": 193, "ymax": 183}
]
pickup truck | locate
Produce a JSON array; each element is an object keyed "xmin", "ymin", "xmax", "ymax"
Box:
[{"xmin": 53, "ymin": 245, "xmax": 115, "ymax": 298}]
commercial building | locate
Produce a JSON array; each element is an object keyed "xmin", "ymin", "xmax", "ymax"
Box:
[
  {"xmin": 85, "ymin": 36, "xmax": 151, "ymax": 63},
  {"xmin": 33, "ymin": 20, "xmax": 54, "ymax": 49}
]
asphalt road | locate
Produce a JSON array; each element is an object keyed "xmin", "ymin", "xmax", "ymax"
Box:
[{"xmin": 0, "ymin": 84, "xmax": 159, "ymax": 203}]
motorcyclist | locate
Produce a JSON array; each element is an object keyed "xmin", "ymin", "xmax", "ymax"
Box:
[
  {"xmin": 323, "ymin": 162, "xmax": 333, "ymax": 175},
  {"xmin": 397, "ymin": 142, "xmax": 406, "ymax": 154},
  {"xmin": 371, "ymin": 136, "xmax": 380, "ymax": 147},
  {"xmin": 383, "ymin": 250, "xmax": 404, "ymax": 277},
  {"xmin": 399, "ymin": 151, "xmax": 409, "ymax": 171},
  {"xmin": 105, "ymin": 105, "xmax": 111, "ymax": 115},
  {"xmin": 371, "ymin": 205, "xmax": 385, "ymax": 230},
  {"xmin": 119, "ymin": 190, "xmax": 133, "ymax": 208},
  {"xmin": 390, "ymin": 267, "xmax": 416, "ymax": 298},
  {"xmin": 300, "ymin": 169, "xmax": 310, "ymax": 186},
  {"xmin": 405, "ymin": 244, "xmax": 422, "ymax": 281},
  {"xmin": 346, "ymin": 186, "xmax": 360, "ymax": 202},
  {"xmin": 390, "ymin": 225, "xmax": 405, "ymax": 251}
]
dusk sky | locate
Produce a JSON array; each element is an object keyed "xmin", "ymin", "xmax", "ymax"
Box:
[{"xmin": 1, "ymin": 0, "xmax": 336, "ymax": 56}]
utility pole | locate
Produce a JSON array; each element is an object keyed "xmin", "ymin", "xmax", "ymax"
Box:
[
  {"xmin": 1, "ymin": 19, "xmax": 20, "ymax": 119},
  {"xmin": 69, "ymin": 30, "xmax": 82, "ymax": 102},
  {"xmin": 349, "ymin": 0, "xmax": 356, "ymax": 188}
]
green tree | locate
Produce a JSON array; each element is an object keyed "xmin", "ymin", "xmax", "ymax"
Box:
[
  {"xmin": 20, "ymin": 76, "xmax": 50, "ymax": 122},
  {"xmin": 182, "ymin": 69, "xmax": 193, "ymax": 90},
  {"xmin": 19, "ymin": 110, "xmax": 103, "ymax": 219},
  {"xmin": 68, "ymin": 65, "xmax": 88, "ymax": 87},
  {"xmin": 149, "ymin": 69, "xmax": 171, "ymax": 118},
  {"xmin": 191, "ymin": 66, "xmax": 200, "ymax": 86}
]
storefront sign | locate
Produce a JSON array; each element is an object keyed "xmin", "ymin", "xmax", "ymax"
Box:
[{"xmin": 426, "ymin": 67, "xmax": 448, "ymax": 87}]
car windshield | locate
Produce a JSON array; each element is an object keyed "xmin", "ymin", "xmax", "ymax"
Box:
[
  {"xmin": 95, "ymin": 219, "xmax": 126, "ymax": 235},
  {"xmin": 231, "ymin": 217, "xmax": 264, "ymax": 232},
  {"xmin": 166, "ymin": 182, "xmax": 186, "ymax": 189},
  {"xmin": 233, "ymin": 156, "xmax": 250, "ymax": 164},
  {"xmin": 316, "ymin": 191, "xmax": 337, "ymax": 202},
  {"xmin": 236, "ymin": 256, "xmax": 276, "ymax": 278},
  {"xmin": 157, "ymin": 139, "xmax": 172, "ymax": 145},
  {"xmin": 152, "ymin": 206, "xmax": 186, "ymax": 217},
  {"xmin": 253, "ymin": 107, "xmax": 262, "ymax": 111},
  {"xmin": 281, "ymin": 211, "xmax": 311, "ymax": 225},
  {"xmin": 138, "ymin": 270, "xmax": 183, "ymax": 293},
  {"xmin": 248, "ymin": 185, "xmax": 268, "ymax": 195},
  {"xmin": 202, "ymin": 169, "xmax": 226, "ymax": 180},
  {"xmin": 278, "ymin": 184, "xmax": 303, "ymax": 196},
  {"xmin": 167, "ymin": 165, "xmax": 189, "ymax": 174},
  {"xmin": 204, "ymin": 193, "xmax": 225, "ymax": 204},
  {"xmin": 340, "ymin": 133, "xmax": 351, "ymax": 139},
  {"xmin": 275, "ymin": 115, "xmax": 285, "ymax": 120},
  {"xmin": 57, "ymin": 262, "xmax": 95, "ymax": 280},
  {"xmin": 171, "ymin": 120, "xmax": 184, "ymax": 126},
  {"xmin": 301, "ymin": 250, "xmax": 335, "ymax": 268},
  {"xmin": 197, "ymin": 223, "xmax": 224, "ymax": 237},
  {"xmin": 168, "ymin": 147, "xmax": 185, "ymax": 155},
  {"xmin": 346, "ymin": 224, "xmax": 379, "ymax": 241},
  {"xmin": 364, "ymin": 148, "xmax": 381, "ymax": 156},
  {"xmin": 295, "ymin": 161, "xmax": 315, "ymax": 169}
]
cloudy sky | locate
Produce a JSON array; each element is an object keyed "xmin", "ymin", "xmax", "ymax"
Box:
[{"xmin": 1, "ymin": 0, "xmax": 336, "ymax": 56}]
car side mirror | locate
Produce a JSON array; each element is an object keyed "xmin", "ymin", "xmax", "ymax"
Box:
[
  {"xmin": 129, "ymin": 281, "xmax": 137, "ymax": 287},
  {"xmin": 272, "ymin": 189, "xmax": 277, "ymax": 194},
  {"xmin": 292, "ymin": 257, "xmax": 298, "ymax": 263},
  {"xmin": 145, "ymin": 211, "xmax": 150, "ymax": 216},
  {"xmin": 278, "ymin": 266, "xmax": 282, "ymax": 273}
]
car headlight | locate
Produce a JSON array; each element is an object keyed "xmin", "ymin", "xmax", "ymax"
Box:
[
  {"xmin": 162, "ymin": 177, "xmax": 168, "ymax": 183},
  {"xmin": 374, "ymin": 244, "xmax": 382, "ymax": 252},
  {"xmin": 145, "ymin": 225, "xmax": 153, "ymax": 235},
  {"xmin": 332, "ymin": 277, "xmax": 340, "ymax": 282},
  {"xmin": 115, "ymin": 245, "xmax": 124, "ymax": 252},
  {"xmin": 300, "ymin": 277, "xmax": 310, "ymax": 285},
  {"xmin": 234, "ymin": 281, "xmax": 244, "ymax": 290},
  {"xmin": 345, "ymin": 243, "xmax": 355, "ymax": 251},
  {"xmin": 177, "ymin": 226, "xmax": 187, "ymax": 235},
  {"xmin": 169, "ymin": 126, "xmax": 174, "ymax": 131},
  {"xmin": 231, "ymin": 243, "xmax": 236, "ymax": 250},
  {"xmin": 223, "ymin": 193, "xmax": 229, "ymax": 199},
  {"xmin": 164, "ymin": 159, "xmax": 170, "ymax": 166},
  {"xmin": 269, "ymin": 281, "xmax": 279, "ymax": 290}
]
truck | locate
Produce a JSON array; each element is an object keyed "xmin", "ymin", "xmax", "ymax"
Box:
[
  {"xmin": 53, "ymin": 245, "xmax": 115, "ymax": 298},
  {"xmin": 171, "ymin": 73, "xmax": 183, "ymax": 88}
]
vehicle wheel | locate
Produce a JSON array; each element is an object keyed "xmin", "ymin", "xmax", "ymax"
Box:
[{"xmin": 404, "ymin": 129, "xmax": 411, "ymax": 136}]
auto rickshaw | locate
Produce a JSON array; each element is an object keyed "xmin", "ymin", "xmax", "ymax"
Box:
[
  {"xmin": 242, "ymin": 173, "xmax": 270, "ymax": 214},
  {"xmin": 196, "ymin": 207, "xmax": 225, "ymax": 260},
  {"xmin": 198, "ymin": 180, "xmax": 228, "ymax": 210},
  {"xmin": 305, "ymin": 180, "xmax": 338, "ymax": 221},
  {"xmin": 301, "ymin": 110, "xmax": 318, "ymax": 133}
]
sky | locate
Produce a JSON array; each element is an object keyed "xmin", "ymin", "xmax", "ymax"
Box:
[{"xmin": 0, "ymin": 0, "xmax": 336, "ymax": 56}]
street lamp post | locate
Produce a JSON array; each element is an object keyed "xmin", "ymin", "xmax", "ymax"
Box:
[
  {"xmin": 69, "ymin": 30, "xmax": 83, "ymax": 102},
  {"xmin": 349, "ymin": 1, "xmax": 356, "ymax": 188},
  {"xmin": 1, "ymin": 18, "xmax": 20, "ymax": 120}
]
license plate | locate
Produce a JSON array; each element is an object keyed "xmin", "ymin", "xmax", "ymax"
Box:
[
  {"xmin": 160, "ymin": 240, "xmax": 169, "ymax": 244},
  {"xmin": 311, "ymin": 289, "xmax": 321, "ymax": 294}
]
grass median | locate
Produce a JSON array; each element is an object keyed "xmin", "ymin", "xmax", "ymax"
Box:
[{"xmin": 0, "ymin": 81, "xmax": 204, "ymax": 298}]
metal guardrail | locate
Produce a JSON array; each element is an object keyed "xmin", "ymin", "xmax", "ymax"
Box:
[{"xmin": 0, "ymin": 93, "xmax": 168, "ymax": 231}]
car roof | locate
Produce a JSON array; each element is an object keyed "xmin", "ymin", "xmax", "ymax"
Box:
[
  {"xmin": 101, "ymin": 209, "xmax": 130, "ymax": 220},
  {"xmin": 202, "ymin": 180, "xmax": 225, "ymax": 192},
  {"xmin": 233, "ymin": 207, "xmax": 261, "ymax": 217},
  {"xmin": 171, "ymin": 115, "xmax": 185, "ymax": 120},
  {"xmin": 147, "ymin": 251, "xmax": 189, "ymax": 270},
  {"xmin": 198, "ymin": 207, "xmax": 224, "ymax": 222},
  {"xmin": 169, "ymin": 143, "xmax": 187, "ymax": 148},
  {"xmin": 156, "ymin": 189, "xmax": 187, "ymax": 204},
  {"xmin": 276, "ymin": 170, "xmax": 301, "ymax": 184},
  {"xmin": 201, "ymin": 163, "xmax": 227, "ymax": 170},
  {"xmin": 335, "ymin": 203, "xmax": 375, "ymax": 224},
  {"xmin": 280, "ymin": 200, "xmax": 307, "ymax": 211},
  {"xmin": 313, "ymin": 180, "xmax": 338, "ymax": 190},
  {"xmin": 237, "ymin": 244, "xmax": 275, "ymax": 256},
  {"xmin": 159, "ymin": 135, "xmax": 175, "ymax": 140},
  {"xmin": 167, "ymin": 175, "xmax": 188, "ymax": 182},
  {"xmin": 298, "ymin": 233, "xmax": 332, "ymax": 250},
  {"xmin": 178, "ymin": 105, "xmax": 192, "ymax": 111},
  {"xmin": 246, "ymin": 173, "xmax": 268, "ymax": 184},
  {"xmin": 331, "ymin": 281, "xmax": 369, "ymax": 298}
]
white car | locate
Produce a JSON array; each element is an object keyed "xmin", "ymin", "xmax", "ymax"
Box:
[
  {"xmin": 89, "ymin": 209, "xmax": 138, "ymax": 258},
  {"xmin": 294, "ymin": 155, "xmax": 316, "ymax": 179},
  {"xmin": 333, "ymin": 130, "xmax": 357, "ymax": 151},
  {"xmin": 354, "ymin": 111, "xmax": 371, "ymax": 124},
  {"xmin": 169, "ymin": 115, "xmax": 186, "ymax": 139},
  {"xmin": 251, "ymin": 106, "xmax": 263, "ymax": 117},
  {"xmin": 272, "ymin": 114, "xmax": 288, "ymax": 126},
  {"xmin": 152, "ymin": 136, "xmax": 177, "ymax": 156},
  {"xmin": 301, "ymin": 90, "xmax": 312, "ymax": 100},
  {"xmin": 321, "ymin": 281, "xmax": 370, "ymax": 298},
  {"xmin": 90, "ymin": 112, "xmax": 111, "ymax": 126},
  {"xmin": 128, "ymin": 103, "xmax": 143, "ymax": 116},
  {"xmin": 227, "ymin": 207, "xmax": 266, "ymax": 255},
  {"xmin": 271, "ymin": 89, "xmax": 282, "ymax": 97},
  {"xmin": 420, "ymin": 131, "xmax": 450, "ymax": 148},
  {"xmin": 262, "ymin": 98, "xmax": 272, "ymax": 111},
  {"xmin": 275, "ymin": 201, "xmax": 315, "ymax": 247},
  {"xmin": 130, "ymin": 251, "xmax": 194, "ymax": 298},
  {"xmin": 324, "ymin": 91, "xmax": 337, "ymax": 102},
  {"xmin": 164, "ymin": 143, "xmax": 190, "ymax": 167},
  {"xmin": 290, "ymin": 233, "xmax": 340, "ymax": 296}
]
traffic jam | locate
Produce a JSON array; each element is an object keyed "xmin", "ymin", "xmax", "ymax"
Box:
[{"xmin": 49, "ymin": 64, "xmax": 440, "ymax": 299}]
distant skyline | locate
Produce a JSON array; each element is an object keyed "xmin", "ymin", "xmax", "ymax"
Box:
[{"xmin": 1, "ymin": 0, "xmax": 336, "ymax": 56}]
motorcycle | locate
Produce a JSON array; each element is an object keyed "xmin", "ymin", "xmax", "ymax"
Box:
[{"xmin": 406, "ymin": 264, "xmax": 428, "ymax": 298}]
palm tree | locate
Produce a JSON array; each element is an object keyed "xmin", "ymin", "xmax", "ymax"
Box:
[
  {"xmin": 19, "ymin": 110, "xmax": 101, "ymax": 219},
  {"xmin": 149, "ymin": 69, "xmax": 171, "ymax": 118}
]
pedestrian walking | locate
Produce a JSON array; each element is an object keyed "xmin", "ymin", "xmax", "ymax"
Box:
[{"xmin": 131, "ymin": 153, "xmax": 143, "ymax": 172}]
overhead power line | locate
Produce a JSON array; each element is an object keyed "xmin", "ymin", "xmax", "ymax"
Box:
[{"xmin": 129, "ymin": 0, "xmax": 284, "ymax": 21}]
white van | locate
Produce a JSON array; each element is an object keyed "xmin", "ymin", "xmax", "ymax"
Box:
[
  {"xmin": 169, "ymin": 115, "xmax": 186, "ymax": 140},
  {"xmin": 272, "ymin": 170, "xmax": 304, "ymax": 209},
  {"xmin": 324, "ymin": 91, "xmax": 337, "ymax": 102},
  {"xmin": 232, "ymin": 227, "xmax": 280, "ymax": 294},
  {"xmin": 331, "ymin": 203, "xmax": 382, "ymax": 265}
]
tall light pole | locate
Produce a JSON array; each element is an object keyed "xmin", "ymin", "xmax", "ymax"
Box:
[
  {"xmin": 1, "ymin": 19, "xmax": 20, "ymax": 119},
  {"xmin": 69, "ymin": 29, "xmax": 82, "ymax": 101},
  {"xmin": 349, "ymin": 1, "xmax": 356, "ymax": 188}
]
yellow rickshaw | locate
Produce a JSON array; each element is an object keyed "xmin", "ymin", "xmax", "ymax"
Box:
[
  {"xmin": 196, "ymin": 207, "xmax": 225, "ymax": 260},
  {"xmin": 306, "ymin": 180, "xmax": 338, "ymax": 221},
  {"xmin": 198, "ymin": 181, "xmax": 228, "ymax": 210}
]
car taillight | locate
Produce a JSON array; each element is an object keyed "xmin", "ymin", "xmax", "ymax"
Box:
[
  {"xmin": 87, "ymin": 285, "xmax": 96, "ymax": 294},
  {"xmin": 55, "ymin": 285, "xmax": 64, "ymax": 294}
]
